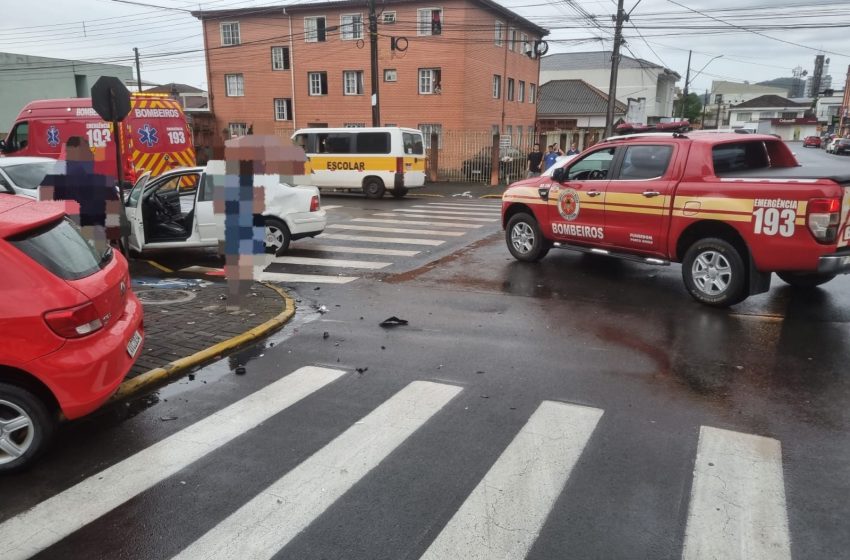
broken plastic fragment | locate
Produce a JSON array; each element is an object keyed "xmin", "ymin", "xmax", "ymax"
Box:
[{"xmin": 379, "ymin": 316, "xmax": 408, "ymax": 328}]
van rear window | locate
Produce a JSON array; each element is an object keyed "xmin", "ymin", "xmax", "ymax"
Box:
[
  {"xmin": 10, "ymin": 218, "xmax": 108, "ymax": 280},
  {"xmin": 403, "ymin": 132, "xmax": 424, "ymax": 155},
  {"xmin": 355, "ymin": 133, "xmax": 390, "ymax": 154}
]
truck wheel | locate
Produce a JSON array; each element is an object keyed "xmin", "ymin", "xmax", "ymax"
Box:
[
  {"xmin": 0, "ymin": 383, "xmax": 55, "ymax": 473},
  {"xmin": 264, "ymin": 218, "xmax": 291, "ymax": 256},
  {"xmin": 363, "ymin": 178, "xmax": 386, "ymax": 199},
  {"xmin": 506, "ymin": 213, "xmax": 551, "ymax": 262},
  {"xmin": 391, "ymin": 186, "xmax": 408, "ymax": 199},
  {"xmin": 777, "ymin": 271, "xmax": 836, "ymax": 288},
  {"xmin": 682, "ymin": 238, "xmax": 747, "ymax": 307}
]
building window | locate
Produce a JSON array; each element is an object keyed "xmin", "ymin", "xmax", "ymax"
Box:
[
  {"xmin": 341, "ymin": 14, "xmax": 363, "ymax": 40},
  {"xmin": 343, "ymin": 70, "xmax": 364, "ymax": 95},
  {"xmin": 518, "ymin": 126, "xmax": 523, "ymax": 147},
  {"xmin": 761, "ymin": 111, "xmax": 776, "ymax": 118},
  {"xmin": 308, "ymin": 71, "xmax": 328, "ymax": 95},
  {"xmin": 520, "ymin": 33, "xmax": 529, "ymax": 56},
  {"xmin": 736, "ymin": 112, "xmax": 752, "ymax": 122},
  {"xmin": 781, "ymin": 111, "xmax": 797, "ymax": 119},
  {"xmin": 508, "ymin": 28, "xmax": 519, "ymax": 51},
  {"xmin": 225, "ymin": 74, "xmax": 244, "ymax": 97},
  {"xmin": 418, "ymin": 123, "xmax": 442, "ymax": 148},
  {"xmin": 384, "ymin": 69, "xmax": 397, "ymax": 82},
  {"xmin": 382, "ymin": 11, "xmax": 396, "ymax": 24},
  {"xmin": 495, "ymin": 20, "xmax": 505, "ymax": 46},
  {"xmin": 220, "ymin": 22, "xmax": 240, "ymax": 46},
  {"xmin": 529, "ymin": 83, "xmax": 536, "ymax": 103},
  {"xmin": 507, "ymin": 78, "xmax": 515, "ymax": 101},
  {"xmin": 304, "ymin": 16, "xmax": 326, "ymax": 42},
  {"xmin": 229, "ymin": 123, "xmax": 248, "ymax": 137},
  {"xmin": 417, "ymin": 8, "xmax": 443, "ymax": 36},
  {"xmin": 419, "ymin": 68, "xmax": 441, "ymax": 94},
  {"xmin": 506, "ymin": 125, "xmax": 513, "ymax": 140},
  {"xmin": 519, "ymin": 80, "xmax": 525, "ymax": 102},
  {"xmin": 271, "ymin": 47, "xmax": 290, "ymax": 70},
  {"xmin": 493, "ymin": 75, "xmax": 501, "ymax": 99},
  {"xmin": 274, "ymin": 98, "xmax": 292, "ymax": 121},
  {"xmin": 491, "ymin": 124, "xmax": 500, "ymax": 137},
  {"xmin": 344, "ymin": 123, "xmax": 366, "ymax": 128}
]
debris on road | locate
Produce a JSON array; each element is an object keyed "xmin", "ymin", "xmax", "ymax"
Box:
[
  {"xmin": 234, "ymin": 365, "xmax": 247, "ymax": 375},
  {"xmin": 356, "ymin": 367, "xmax": 369, "ymax": 374},
  {"xmin": 160, "ymin": 416, "xmax": 178, "ymax": 421},
  {"xmin": 452, "ymin": 191, "xmax": 473, "ymax": 198},
  {"xmin": 323, "ymin": 332, "xmax": 330, "ymax": 339},
  {"xmin": 318, "ymin": 305, "xmax": 328, "ymax": 314},
  {"xmin": 380, "ymin": 316, "xmax": 409, "ymax": 328}
]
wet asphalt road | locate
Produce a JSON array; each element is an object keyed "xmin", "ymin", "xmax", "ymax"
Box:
[{"xmin": 1, "ymin": 146, "xmax": 849, "ymax": 560}]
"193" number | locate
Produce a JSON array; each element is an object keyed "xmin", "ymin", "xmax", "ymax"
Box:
[{"xmin": 753, "ymin": 207, "xmax": 795, "ymax": 237}]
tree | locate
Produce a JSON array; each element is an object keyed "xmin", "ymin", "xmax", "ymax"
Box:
[{"xmin": 674, "ymin": 93, "xmax": 703, "ymax": 123}]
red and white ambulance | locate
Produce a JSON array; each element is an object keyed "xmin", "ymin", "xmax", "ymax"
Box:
[{"xmin": 1, "ymin": 93, "xmax": 195, "ymax": 184}]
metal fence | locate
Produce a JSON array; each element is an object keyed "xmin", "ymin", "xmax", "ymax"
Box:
[{"xmin": 430, "ymin": 130, "xmax": 536, "ymax": 184}]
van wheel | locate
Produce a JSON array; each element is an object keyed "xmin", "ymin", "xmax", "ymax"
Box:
[
  {"xmin": 264, "ymin": 218, "xmax": 291, "ymax": 256},
  {"xmin": 0, "ymin": 383, "xmax": 55, "ymax": 473},
  {"xmin": 363, "ymin": 178, "xmax": 386, "ymax": 199},
  {"xmin": 391, "ymin": 186, "xmax": 408, "ymax": 199},
  {"xmin": 506, "ymin": 213, "xmax": 551, "ymax": 262},
  {"xmin": 682, "ymin": 238, "xmax": 747, "ymax": 307},
  {"xmin": 777, "ymin": 271, "xmax": 836, "ymax": 288}
]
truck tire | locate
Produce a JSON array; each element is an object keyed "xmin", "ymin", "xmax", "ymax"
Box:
[
  {"xmin": 682, "ymin": 237, "xmax": 747, "ymax": 307},
  {"xmin": 363, "ymin": 178, "xmax": 386, "ymax": 199},
  {"xmin": 506, "ymin": 213, "xmax": 551, "ymax": 262},
  {"xmin": 777, "ymin": 271, "xmax": 836, "ymax": 288},
  {"xmin": 0, "ymin": 383, "xmax": 55, "ymax": 473},
  {"xmin": 264, "ymin": 217, "xmax": 291, "ymax": 256},
  {"xmin": 391, "ymin": 186, "xmax": 408, "ymax": 199}
]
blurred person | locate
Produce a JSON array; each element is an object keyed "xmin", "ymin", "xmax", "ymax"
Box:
[{"xmin": 526, "ymin": 143, "xmax": 543, "ymax": 178}]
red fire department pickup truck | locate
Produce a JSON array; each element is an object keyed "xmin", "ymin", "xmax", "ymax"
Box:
[{"xmin": 502, "ymin": 132, "xmax": 850, "ymax": 306}]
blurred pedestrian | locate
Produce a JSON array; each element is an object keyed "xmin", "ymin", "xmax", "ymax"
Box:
[
  {"xmin": 566, "ymin": 143, "xmax": 580, "ymax": 155},
  {"xmin": 542, "ymin": 144, "xmax": 562, "ymax": 171},
  {"xmin": 526, "ymin": 143, "xmax": 543, "ymax": 178}
]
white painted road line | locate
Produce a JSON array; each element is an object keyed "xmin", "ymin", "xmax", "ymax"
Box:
[
  {"xmin": 351, "ymin": 218, "xmax": 483, "ymax": 229},
  {"xmin": 272, "ymin": 256, "xmax": 391, "ymax": 269},
  {"xmin": 321, "ymin": 205, "xmax": 343, "ymax": 210},
  {"xmin": 300, "ymin": 244, "xmax": 420, "ymax": 257},
  {"xmin": 411, "ymin": 206, "xmax": 500, "ymax": 216},
  {"xmin": 422, "ymin": 203, "xmax": 502, "ymax": 210},
  {"xmin": 0, "ymin": 367, "xmax": 346, "ymax": 560},
  {"xmin": 257, "ymin": 271, "xmax": 359, "ymax": 284},
  {"xmin": 328, "ymin": 224, "xmax": 465, "ymax": 237},
  {"xmin": 382, "ymin": 211, "xmax": 495, "ymax": 223},
  {"xmin": 682, "ymin": 426, "xmax": 791, "ymax": 560},
  {"xmin": 322, "ymin": 233, "xmax": 445, "ymax": 246},
  {"xmin": 420, "ymin": 401, "xmax": 603, "ymax": 560},
  {"xmin": 173, "ymin": 381, "xmax": 463, "ymax": 560}
]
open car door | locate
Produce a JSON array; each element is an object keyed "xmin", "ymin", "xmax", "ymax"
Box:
[{"xmin": 125, "ymin": 171, "xmax": 151, "ymax": 252}]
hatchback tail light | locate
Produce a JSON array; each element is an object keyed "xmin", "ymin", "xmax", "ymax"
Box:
[
  {"xmin": 806, "ymin": 198, "xmax": 841, "ymax": 243},
  {"xmin": 309, "ymin": 195, "xmax": 320, "ymax": 212},
  {"xmin": 44, "ymin": 302, "xmax": 103, "ymax": 338}
]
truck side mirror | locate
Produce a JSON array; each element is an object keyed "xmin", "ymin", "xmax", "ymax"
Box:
[{"xmin": 552, "ymin": 167, "xmax": 566, "ymax": 183}]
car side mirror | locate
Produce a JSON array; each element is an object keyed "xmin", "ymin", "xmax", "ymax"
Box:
[{"xmin": 552, "ymin": 167, "xmax": 566, "ymax": 183}]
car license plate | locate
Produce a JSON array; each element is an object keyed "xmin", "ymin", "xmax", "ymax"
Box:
[{"xmin": 126, "ymin": 330, "xmax": 142, "ymax": 358}]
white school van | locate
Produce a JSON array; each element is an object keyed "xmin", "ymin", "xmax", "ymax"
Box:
[{"xmin": 291, "ymin": 127, "xmax": 427, "ymax": 199}]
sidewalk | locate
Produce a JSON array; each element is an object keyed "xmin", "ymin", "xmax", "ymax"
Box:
[{"xmin": 127, "ymin": 260, "xmax": 288, "ymax": 381}]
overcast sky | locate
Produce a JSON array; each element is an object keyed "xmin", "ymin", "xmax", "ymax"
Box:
[{"xmin": 2, "ymin": 0, "xmax": 848, "ymax": 96}]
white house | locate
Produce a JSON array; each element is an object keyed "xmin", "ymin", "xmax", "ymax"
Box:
[
  {"xmin": 814, "ymin": 92, "xmax": 845, "ymax": 132},
  {"xmin": 540, "ymin": 52, "xmax": 679, "ymax": 124},
  {"xmin": 710, "ymin": 81, "xmax": 789, "ymax": 105},
  {"xmin": 727, "ymin": 95, "xmax": 817, "ymax": 140}
]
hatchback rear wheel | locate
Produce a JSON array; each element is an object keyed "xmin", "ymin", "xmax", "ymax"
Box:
[{"xmin": 0, "ymin": 383, "xmax": 55, "ymax": 473}]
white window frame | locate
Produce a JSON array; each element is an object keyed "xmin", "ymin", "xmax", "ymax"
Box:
[
  {"xmin": 519, "ymin": 80, "xmax": 525, "ymax": 103},
  {"xmin": 493, "ymin": 74, "xmax": 501, "ymax": 99},
  {"xmin": 228, "ymin": 123, "xmax": 248, "ymax": 137},
  {"xmin": 271, "ymin": 46, "xmax": 289, "ymax": 71},
  {"xmin": 220, "ymin": 22, "xmax": 240, "ymax": 46},
  {"xmin": 417, "ymin": 7, "xmax": 443, "ymax": 36},
  {"xmin": 384, "ymin": 69, "xmax": 398, "ymax": 82},
  {"xmin": 225, "ymin": 74, "xmax": 244, "ymax": 97},
  {"xmin": 507, "ymin": 27, "xmax": 514, "ymax": 51},
  {"xmin": 495, "ymin": 20, "xmax": 504, "ymax": 46},
  {"xmin": 529, "ymin": 83, "xmax": 536, "ymax": 103},
  {"xmin": 419, "ymin": 68, "xmax": 440, "ymax": 95},
  {"xmin": 341, "ymin": 13, "xmax": 363, "ymax": 40},
  {"xmin": 507, "ymin": 78, "xmax": 515, "ymax": 101},
  {"xmin": 418, "ymin": 123, "xmax": 442, "ymax": 149},
  {"xmin": 304, "ymin": 16, "xmax": 326, "ymax": 42},
  {"xmin": 308, "ymin": 72, "xmax": 326, "ymax": 96},
  {"xmin": 382, "ymin": 11, "xmax": 396, "ymax": 24},
  {"xmin": 520, "ymin": 32, "xmax": 529, "ymax": 56},
  {"xmin": 343, "ymin": 70, "xmax": 364, "ymax": 95},
  {"xmin": 274, "ymin": 98, "xmax": 291, "ymax": 121}
]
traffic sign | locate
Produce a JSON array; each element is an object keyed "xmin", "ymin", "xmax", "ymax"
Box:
[
  {"xmin": 499, "ymin": 135, "xmax": 511, "ymax": 149},
  {"xmin": 91, "ymin": 76, "xmax": 131, "ymax": 122}
]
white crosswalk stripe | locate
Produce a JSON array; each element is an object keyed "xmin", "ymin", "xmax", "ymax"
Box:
[
  {"xmin": 328, "ymin": 224, "xmax": 465, "ymax": 237},
  {"xmin": 172, "ymin": 381, "xmax": 463, "ymax": 560},
  {"xmin": 409, "ymin": 206, "xmax": 499, "ymax": 216},
  {"xmin": 380, "ymin": 211, "xmax": 495, "ymax": 222},
  {"xmin": 682, "ymin": 426, "xmax": 792, "ymax": 560},
  {"xmin": 423, "ymin": 203, "xmax": 502, "ymax": 209},
  {"xmin": 418, "ymin": 204, "xmax": 501, "ymax": 213},
  {"xmin": 300, "ymin": 244, "xmax": 420, "ymax": 257},
  {"xmin": 321, "ymin": 233, "xmax": 445, "ymax": 246},
  {"xmin": 420, "ymin": 401, "xmax": 603, "ymax": 560},
  {"xmin": 351, "ymin": 217, "xmax": 482, "ymax": 228},
  {"xmin": 257, "ymin": 271, "xmax": 359, "ymax": 284},
  {"xmin": 0, "ymin": 366, "xmax": 346, "ymax": 560},
  {"xmin": 321, "ymin": 205, "xmax": 344, "ymax": 210},
  {"xmin": 271, "ymin": 256, "xmax": 391, "ymax": 269}
]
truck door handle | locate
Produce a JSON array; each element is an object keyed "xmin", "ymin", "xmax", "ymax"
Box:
[
  {"xmin": 642, "ymin": 191, "xmax": 661, "ymax": 198},
  {"xmin": 587, "ymin": 190, "xmax": 601, "ymax": 197}
]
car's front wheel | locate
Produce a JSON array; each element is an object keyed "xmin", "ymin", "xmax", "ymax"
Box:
[
  {"xmin": 264, "ymin": 218, "xmax": 291, "ymax": 257},
  {"xmin": 682, "ymin": 238, "xmax": 747, "ymax": 307},
  {"xmin": 0, "ymin": 383, "xmax": 55, "ymax": 473},
  {"xmin": 505, "ymin": 213, "xmax": 551, "ymax": 262},
  {"xmin": 777, "ymin": 271, "xmax": 836, "ymax": 288}
]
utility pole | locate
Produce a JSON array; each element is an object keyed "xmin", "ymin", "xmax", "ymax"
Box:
[
  {"xmin": 604, "ymin": 0, "xmax": 627, "ymax": 137},
  {"xmin": 368, "ymin": 0, "xmax": 380, "ymax": 126},
  {"xmin": 700, "ymin": 90, "xmax": 708, "ymax": 129},
  {"xmin": 715, "ymin": 94, "xmax": 723, "ymax": 129},
  {"xmin": 134, "ymin": 47, "xmax": 142, "ymax": 92},
  {"xmin": 679, "ymin": 49, "xmax": 692, "ymax": 119}
]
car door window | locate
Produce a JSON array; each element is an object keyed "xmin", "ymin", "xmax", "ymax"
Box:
[
  {"xmin": 3, "ymin": 122, "xmax": 29, "ymax": 153},
  {"xmin": 617, "ymin": 146, "xmax": 673, "ymax": 180},
  {"xmin": 565, "ymin": 148, "xmax": 616, "ymax": 180}
]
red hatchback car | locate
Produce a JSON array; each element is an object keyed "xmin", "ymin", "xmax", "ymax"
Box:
[
  {"xmin": 803, "ymin": 136, "xmax": 822, "ymax": 148},
  {"xmin": 0, "ymin": 196, "xmax": 143, "ymax": 472}
]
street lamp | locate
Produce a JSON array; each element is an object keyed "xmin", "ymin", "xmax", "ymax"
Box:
[{"xmin": 680, "ymin": 53, "xmax": 723, "ymax": 119}]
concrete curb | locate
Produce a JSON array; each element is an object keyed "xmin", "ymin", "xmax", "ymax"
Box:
[{"xmin": 110, "ymin": 282, "xmax": 296, "ymax": 401}]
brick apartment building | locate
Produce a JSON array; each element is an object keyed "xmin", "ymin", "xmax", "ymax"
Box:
[{"xmin": 192, "ymin": 0, "xmax": 547, "ymax": 146}]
